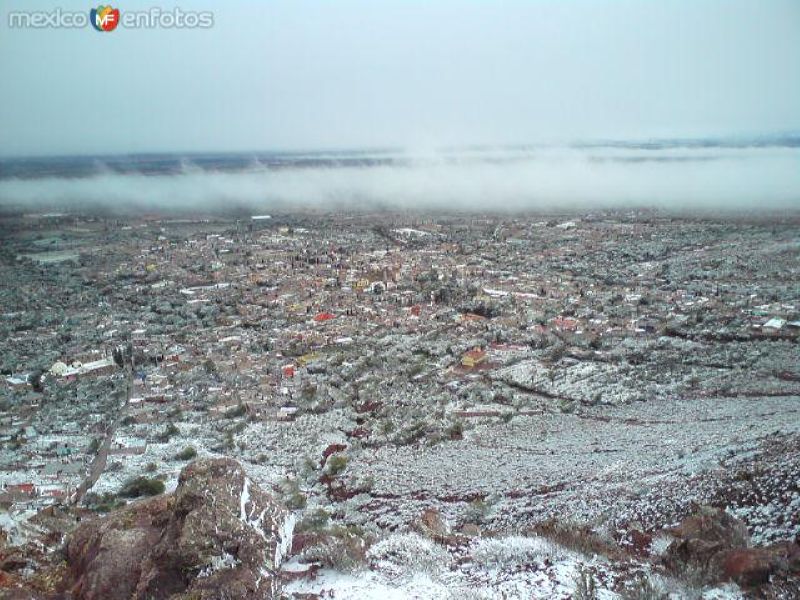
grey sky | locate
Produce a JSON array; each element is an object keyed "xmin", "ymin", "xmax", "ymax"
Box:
[{"xmin": 0, "ymin": 0, "xmax": 798, "ymax": 157}]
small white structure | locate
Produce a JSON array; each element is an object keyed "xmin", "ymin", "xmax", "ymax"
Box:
[{"xmin": 763, "ymin": 317, "xmax": 786, "ymax": 330}]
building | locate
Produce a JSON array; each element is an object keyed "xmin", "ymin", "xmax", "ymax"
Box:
[{"xmin": 461, "ymin": 348, "xmax": 487, "ymax": 369}]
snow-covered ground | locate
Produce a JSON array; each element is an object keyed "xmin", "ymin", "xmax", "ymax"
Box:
[{"xmin": 284, "ymin": 532, "xmax": 747, "ymax": 599}]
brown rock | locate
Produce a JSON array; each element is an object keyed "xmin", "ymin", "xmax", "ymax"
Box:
[
  {"xmin": 459, "ymin": 523, "xmax": 482, "ymax": 538},
  {"xmin": 716, "ymin": 542, "xmax": 800, "ymax": 588},
  {"xmin": 415, "ymin": 509, "xmax": 448, "ymax": 539},
  {"xmin": 668, "ymin": 505, "xmax": 750, "ymax": 549},
  {"xmin": 663, "ymin": 506, "xmax": 750, "ymax": 581},
  {"xmin": 718, "ymin": 548, "xmax": 776, "ymax": 587},
  {"xmin": 65, "ymin": 458, "xmax": 294, "ymax": 600}
]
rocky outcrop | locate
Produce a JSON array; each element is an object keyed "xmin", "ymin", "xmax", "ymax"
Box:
[
  {"xmin": 716, "ymin": 543, "xmax": 800, "ymax": 587},
  {"xmin": 665, "ymin": 505, "xmax": 750, "ymax": 571},
  {"xmin": 66, "ymin": 458, "xmax": 294, "ymax": 600},
  {"xmin": 664, "ymin": 506, "xmax": 800, "ymax": 589}
]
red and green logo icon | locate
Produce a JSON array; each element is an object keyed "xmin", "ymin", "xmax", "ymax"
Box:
[{"xmin": 90, "ymin": 5, "xmax": 120, "ymax": 31}]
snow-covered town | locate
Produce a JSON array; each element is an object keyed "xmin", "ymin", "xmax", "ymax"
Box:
[{"xmin": 1, "ymin": 210, "xmax": 798, "ymax": 599}]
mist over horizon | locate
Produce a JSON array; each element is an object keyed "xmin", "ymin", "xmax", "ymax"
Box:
[{"xmin": 1, "ymin": 143, "xmax": 798, "ymax": 215}]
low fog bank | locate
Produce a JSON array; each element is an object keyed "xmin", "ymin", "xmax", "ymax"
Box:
[{"xmin": 1, "ymin": 148, "xmax": 798, "ymax": 215}]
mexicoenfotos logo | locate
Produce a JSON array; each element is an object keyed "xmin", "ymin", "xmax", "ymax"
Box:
[
  {"xmin": 90, "ymin": 6, "xmax": 120, "ymax": 32},
  {"xmin": 7, "ymin": 6, "xmax": 214, "ymax": 30}
]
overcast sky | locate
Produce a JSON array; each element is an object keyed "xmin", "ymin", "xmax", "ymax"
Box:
[{"xmin": 0, "ymin": 0, "xmax": 798, "ymax": 157}]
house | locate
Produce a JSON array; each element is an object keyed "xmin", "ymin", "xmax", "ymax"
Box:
[
  {"xmin": 5, "ymin": 482, "xmax": 36, "ymax": 496},
  {"xmin": 552, "ymin": 316, "xmax": 579, "ymax": 331},
  {"xmin": 277, "ymin": 406, "xmax": 298, "ymax": 421},
  {"xmin": 462, "ymin": 348, "xmax": 487, "ymax": 369},
  {"xmin": 763, "ymin": 317, "xmax": 786, "ymax": 330},
  {"xmin": 4, "ymin": 375, "xmax": 28, "ymax": 387}
]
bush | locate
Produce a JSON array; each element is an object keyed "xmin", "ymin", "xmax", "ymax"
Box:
[
  {"xmin": 325, "ymin": 454, "xmax": 348, "ymax": 476},
  {"xmin": 118, "ymin": 476, "xmax": 165, "ymax": 498},
  {"xmin": 175, "ymin": 445, "xmax": 197, "ymax": 461},
  {"xmin": 84, "ymin": 491, "xmax": 125, "ymax": 512},
  {"xmin": 278, "ymin": 478, "xmax": 307, "ymax": 510},
  {"xmin": 447, "ymin": 420, "xmax": 464, "ymax": 439},
  {"xmin": 156, "ymin": 422, "xmax": 179, "ymax": 442},
  {"xmin": 471, "ymin": 535, "xmax": 565, "ymax": 568},
  {"xmin": 463, "ymin": 497, "xmax": 490, "ymax": 525},
  {"xmin": 621, "ymin": 575, "xmax": 668, "ymax": 600},
  {"xmin": 530, "ymin": 519, "xmax": 618, "ymax": 558},
  {"xmin": 87, "ymin": 437, "xmax": 101, "ymax": 454},
  {"xmin": 296, "ymin": 508, "xmax": 331, "ymax": 532},
  {"xmin": 301, "ymin": 525, "xmax": 372, "ymax": 572},
  {"xmin": 367, "ymin": 532, "xmax": 446, "ymax": 574},
  {"xmin": 225, "ymin": 403, "xmax": 246, "ymax": 419},
  {"xmin": 574, "ymin": 567, "xmax": 597, "ymax": 600}
]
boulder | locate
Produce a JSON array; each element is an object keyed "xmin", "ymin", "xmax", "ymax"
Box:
[
  {"xmin": 715, "ymin": 542, "xmax": 800, "ymax": 588},
  {"xmin": 668, "ymin": 505, "xmax": 750, "ymax": 549},
  {"xmin": 66, "ymin": 458, "xmax": 294, "ymax": 600},
  {"xmin": 664, "ymin": 506, "xmax": 749, "ymax": 571},
  {"xmin": 414, "ymin": 509, "xmax": 448, "ymax": 540},
  {"xmin": 664, "ymin": 506, "xmax": 800, "ymax": 589}
]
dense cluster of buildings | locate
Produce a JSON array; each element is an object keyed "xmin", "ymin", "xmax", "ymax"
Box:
[{"xmin": 1, "ymin": 211, "xmax": 797, "ymax": 533}]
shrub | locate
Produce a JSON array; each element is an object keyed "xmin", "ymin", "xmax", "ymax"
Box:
[
  {"xmin": 471, "ymin": 535, "xmax": 565, "ymax": 568},
  {"xmin": 301, "ymin": 525, "xmax": 372, "ymax": 572},
  {"xmin": 574, "ymin": 567, "xmax": 597, "ymax": 600},
  {"xmin": 325, "ymin": 454, "xmax": 348, "ymax": 476},
  {"xmin": 463, "ymin": 497, "xmax": 490, "ymax": 525},
  {"xmin": 447, "ymin": 420, "xmax": 464, "ymax": 439},
  {"xmin": 367, "ymin": 532, "xmax": 447, "ymax": 575},
  {"xmin": 558, "ymin": 399, "xmax": 576, "ymax": 414},
  {"xmin": 118, "ymin": 476, "xmax": 165, "ymax": 498},
  {"xmin": 278, "ymin": 478, "xmax": 307, "ymax": 510},
  {"xmin": 296, "ymin": 508, "xmax": 330, "ymax": 532},
  {"xmin": 84, "ymin": 491, "xmax": 125, "ymax": 512},
  {"xmin": 530, "ymin": 519, "xmax": 619, "ymax": 559},
  {"xmin": 157, "ymin": 422, "xmax": 179, "ymax": 442},
  {"xmin": 225, "ymin": 403, "xmax": 247, "ymax": 419},
  {"xmin": 621, "ymin": 575, "xmax": 668, "ymax": 600},
  {"xmin": 87, "ymin": 438, "xmax": 101, "ymax": 454},
  {"xmin": 175, "ymin": 445, "xmax": 197, "ymax": 461}
]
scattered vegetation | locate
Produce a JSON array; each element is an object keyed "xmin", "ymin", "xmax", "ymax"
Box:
[
  {"xmin": 621, "ymin": 575, "xmax": 668, "ymax": 600},
  {"xmin": 471, "ymin": 535, "xmax": 565, "ymax": 568},
  {"xmin": 84, "ymin": 491, "xmax": 125, "ymax": 512},
  {"xmin": 278, "ymin": 477, "xmax": 307, "ymax": 510},
  {"xmin": 118, "ymin": 476, "xmax": 165, "ymax": 498},
  {"xmin": 224, "ymin": 403, "xmax": 247, "ymax": 419},
  {"xmin": 300, "ymin": 524, "xmax": 373, "ymax": 572},
  {"xmin": 175, "ymin": 445, "xmax": 197, "ymax": 461},
  {"xmin": 325, "ymin": 454, "xmax": 348, "ymax": 476},
  {"xmin": 573, "ymin": 567, "xmax": 598, "ymax": 600},
  {"xmin": 530, "ymin": 519, "xmax": 620, "ymax": 559},
  {"xmin": 156, "ymin": 422, "xmax": 180, "ymax": 442}
]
